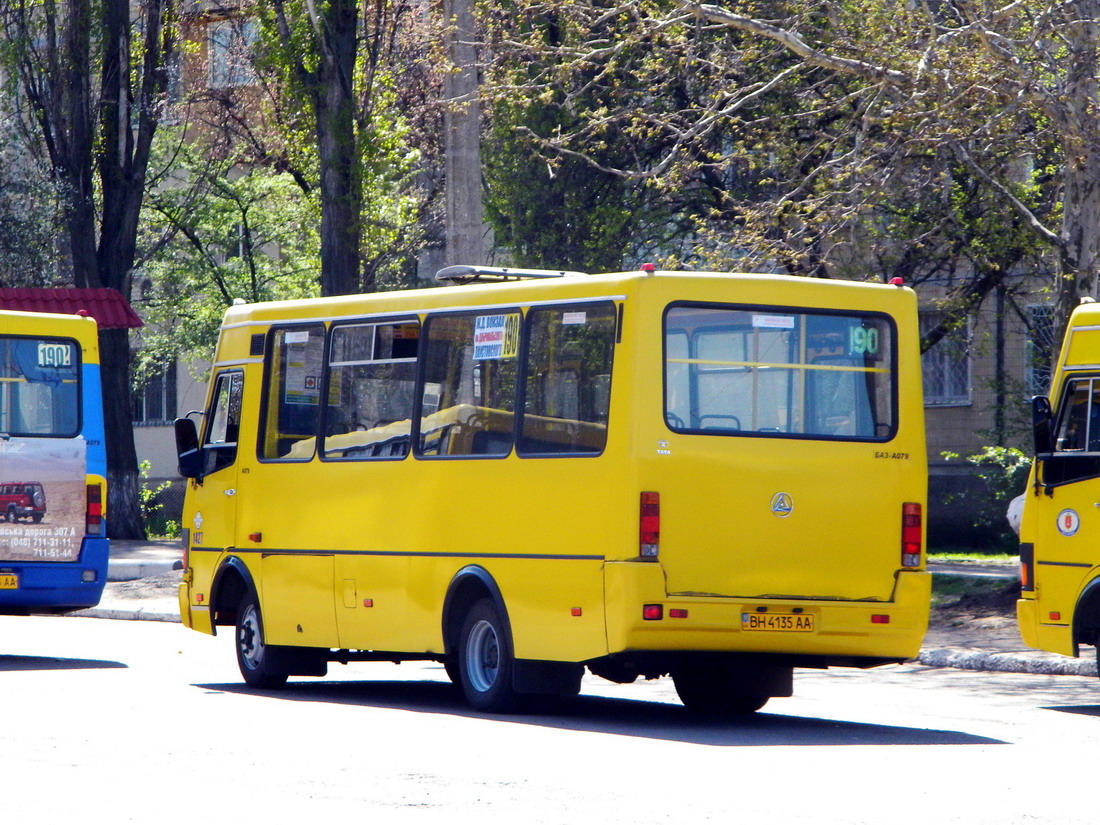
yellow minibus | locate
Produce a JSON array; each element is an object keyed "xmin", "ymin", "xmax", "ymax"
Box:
[
  {"xmin": 1019, "ymin": 300, "xmax": 1100, "ymax": 670},
  {"xmin": 175, "ymin": 266, "xmax": 930, "ymax": 714}
]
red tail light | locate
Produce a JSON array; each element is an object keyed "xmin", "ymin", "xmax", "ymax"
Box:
[
  {"xmin": 640, "ymin": 492, "xmax": 660, "ymax": 559},
  {"xmin": 901, "ymin": 502, "xmax": 922, "ymax": 567},
  {"xmin": 86, "ymin": 483, "xmax": 103, "ymax": 536}
]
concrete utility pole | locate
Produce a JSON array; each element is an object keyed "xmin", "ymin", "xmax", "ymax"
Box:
[{"xmin": 442, "ymin": 0, "xmax": 486, "ymax": 267}]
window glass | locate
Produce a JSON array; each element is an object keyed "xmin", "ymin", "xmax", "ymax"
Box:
[
  {"xmin": 1043, "ymin": 376, "xmax": 1100, "ymax": 485},
  {"xmin": 664, "ymin": 305, "xmax": 895, "ymax": 441},
  {"xmin": 208, "ymin": 18, "xmax": 258, "ymax": 89},
  {"xmin": 260, "ymin": 326, "xmax": 325, "ymax": 460},
  {"xmin": 0, "ymin": 336, "xmax": 80, "ymax": 437},
  {"xmin": 920, "ymin": 311, "xmax": 971, "ymax": 406},
  {"xmin": 417, "ymin": 312, "xmax": 520, "ymax": 457},
  {"xmin": 519, "ymin": 303, "xmax": 615, "ymax": 455},
  {"xmin": 203, "ymin": 371, "xmax": 242, "ymax": 475},
  {"xmin": 1054, "ymin": 378, "xmax": 1100, "ymax": 453},
  {"xmin": 1025, "ymin": 304, "xmax": 1055, "ymax": 397},
  {"xmin": 323, "ymin": 321, "xmax": 419, "ymax": 459},
  {"xmin": 133, "ymin": 360, "xmax": 177, "ymax": 425}
]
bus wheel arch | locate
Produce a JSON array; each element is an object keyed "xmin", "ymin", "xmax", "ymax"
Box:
[
  {"xmin": 210, "ymin": 555, "xmax": 256, "ymax": 637},
  {"xmin": 441, "ymin": 567, "xmax": 522, "ymax": 710},
  {"xmin": 442, "ymin": 566, "xmax": 511, "ymax": 666},
  {"xmin": 1073, "ymin": 576, "xmax": 1100, "ymax": 654}
]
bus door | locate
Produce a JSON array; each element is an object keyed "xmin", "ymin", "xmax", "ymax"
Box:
[{"xmin": 191, "ymin": 370, "xmax": 245, "ymax": 556}]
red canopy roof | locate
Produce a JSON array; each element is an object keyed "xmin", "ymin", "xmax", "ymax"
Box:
[{"xmin": 0, "ymin": 288, "xmax": 143, "ymax": 329}]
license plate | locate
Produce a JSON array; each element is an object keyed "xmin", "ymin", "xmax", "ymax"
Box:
[
  {"xmin": 741, "ymin": 612, "xmax": 814, "ymax": 632},
  {"xmin": 0, "ymin": 573, "xmax": 19, "ymax": 590}
]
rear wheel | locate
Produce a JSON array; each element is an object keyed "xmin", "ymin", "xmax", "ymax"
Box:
[
  {"xmin": 235, "ymin": 594, "xmax": 288, "ymax": 689},
  {"xmin": 672, "ymin": 666, "xmax": 770, "ymax": 716},
  {"xmin": 458, "ymin": 599, "xmax": 521, "ymax": 712}
]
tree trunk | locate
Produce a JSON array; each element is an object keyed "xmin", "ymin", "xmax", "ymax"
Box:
[
  {"xmin": 99, "ymin": 328, "xmax": 146, "ymax": 539},
  {"xmin": 443, "ymin": 0, "xmax": 486, "ymax": 266},
  {"xmin": 1052, "ymin": 2, "xmax": 1100, "ymax": 333},
  {"xmin": 316, "ymin": 0, "xmax": 362, "ymax": 298}
]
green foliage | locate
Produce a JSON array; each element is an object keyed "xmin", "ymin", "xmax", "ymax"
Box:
[
  {"xmin": 941, "ymin": 447, "xmax": 1032, "ymax": 545},
  {"xmin": 251, "ymin": 0, "xmax": 428, "ymax": 292},
  {"xmin": 483, "ymin": 99, "xmax": 639, "ymax": 271},
  {"xmin": 134, "ymin": 129, "xmax": 322, "ymax": 379},
  {"xmin": 0, "ymin": 151, "xmax": 63, "ymax": 286},
  {"xmin": 479, "ymin": 0, "xmax": 1061, "ymax": 311},
  {"xmin": 138, "ymin": 460, "xmax": 180, "ymax": 539}
]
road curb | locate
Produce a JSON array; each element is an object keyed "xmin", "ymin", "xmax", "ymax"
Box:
[
  {"xmin": 107, "ymin": 561, "xmax": 180, "ymax": 582},
  {"xmin": 70, "ymin": 607, "xmax": 181, "ymax": 623},
  {"xmin": 918, "ymin": 647, "xmax": 1098, "ymax": 677}
]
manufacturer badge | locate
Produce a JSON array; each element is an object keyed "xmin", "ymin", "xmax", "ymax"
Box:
[
  {"xmin": 770, "ymin": 492, "xmax": 793, "ymax": 518},
  {"xmin": 1057, "ymin": 508, "xmax": 1081, "ymax": 537}
]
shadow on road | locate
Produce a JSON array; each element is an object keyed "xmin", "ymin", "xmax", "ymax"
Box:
[
  {"xmin": 0, "ymin": 654, "xmax": 127, "ymax": 672},
  {"xmin": 195, "ymin": 678, "xmax": 1005, "ymax": 747},
  {"xmin": 1043, "ymin": 704, "xmax": 1100, "ymax": 717}
]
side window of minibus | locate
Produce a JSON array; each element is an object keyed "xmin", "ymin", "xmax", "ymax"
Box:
[
  {"xmin": 260, "ymin": 325, "xmax": 325, "ymax": 460},
  {"xmin": 519, "ymin": 303, "xmax": 616, "ymax": 455},
  {"xmin": 417, "ymin": 312, "xmax": 519, "ymax": 457},
  {"xmin": 323, "ymin": 321, "xmax": 419, "ymax": 460},
  {"xmin": 203, "ymin": 371, "xmax": 242, "ymax": 475}
]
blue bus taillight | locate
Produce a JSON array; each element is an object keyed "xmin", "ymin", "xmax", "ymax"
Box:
[{"xmin": 86, "ymin": 484, "xmax": 103, "ymax": 536}]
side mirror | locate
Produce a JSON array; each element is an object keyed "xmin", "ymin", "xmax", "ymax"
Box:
[
  {"xmin": 174, "ymin": 417, "xmax": 203, "ymax": 480},
  {"xmin": 1032, "ymin": 396, "xmax": 1053, "ymax": 456}
]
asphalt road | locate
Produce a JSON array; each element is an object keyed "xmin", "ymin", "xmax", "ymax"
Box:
[{"xmin": 1, "ymin": 614, "xmax": 1097, "ymax": 824}]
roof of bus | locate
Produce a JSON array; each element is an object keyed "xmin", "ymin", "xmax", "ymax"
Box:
[
  {"xmin": 219, "ymin": 270, "xmax": 912, "ymax": 325},
  {"xmin": 0, "ymin": 288, "xmax": 143, "ymax": 329}
]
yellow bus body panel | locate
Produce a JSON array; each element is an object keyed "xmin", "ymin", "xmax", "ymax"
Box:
[
  {"xmin": 1019, "ymin": 302, "xmax": 1100, "ymax": 658},
  {"xmin": 179, "ymin": 271, "xmax": 928, "ymax": 667}
]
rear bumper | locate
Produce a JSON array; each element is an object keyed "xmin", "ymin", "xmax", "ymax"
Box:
[
  {"xmin": 604, "ymin": 562, "xmax": 931, "ymax": 662},
  {"xmin": 0, "ymin": 537, "xmax": 109, "ymax": 615}
]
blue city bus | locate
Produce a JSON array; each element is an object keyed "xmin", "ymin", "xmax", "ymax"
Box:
[{"xmin": 0, "ymin": 309, "xmax": 109, "ymax": 613}]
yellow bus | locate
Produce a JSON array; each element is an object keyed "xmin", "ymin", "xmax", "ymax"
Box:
[
  {"xmin": 174, "ymin": 266, "xmax": 930, "ymax": 714},
  {"xmin": 1019, "ymin": 300, "xmax": 1100, "ymax": 668}
]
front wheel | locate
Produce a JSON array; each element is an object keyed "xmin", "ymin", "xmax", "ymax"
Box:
[
  {"xmin": 235, "ymin": 594, "xmax": 288, "ymax": 689},
  {"xmin": 458, "ymin": 599, "xmax": 521, "ymax": 713}
]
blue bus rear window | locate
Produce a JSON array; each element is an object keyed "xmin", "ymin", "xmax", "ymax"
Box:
[{"xmin": 0, "ymin": 336, "xmax": 81, "ymax": 437}]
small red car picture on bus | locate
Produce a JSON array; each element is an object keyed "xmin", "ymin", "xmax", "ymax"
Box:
[{"xmin": 0, "ymin": 482, "xmax": 46, "ymax": 524}]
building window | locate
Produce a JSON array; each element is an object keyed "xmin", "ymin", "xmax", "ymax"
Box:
[
  {"xmin": 1025, "ymin": 303, "xmax": 1055, "ymax": 397},
  {"xmin": 133, "ymin": 361, "xmax": 177, "ymax": 425},
  {"xmin": 920, "ymin": 311, "xmax": 971, "ymax": 406},
  {"xmin": 208, "ymin": 18, "xmax": 257, "ymax": 89}
]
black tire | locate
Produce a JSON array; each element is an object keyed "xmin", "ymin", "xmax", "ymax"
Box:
[
  {"xmin": 457, "ymin": 599, "xmax": 521, "ymax": 712},
  {"xmin": 443, "ymin": 659, "xmax": 460, "ymax": 686},
  {"xmin": 6, "ymin": 507, "xmax": 16, "ymax": 523},
  {"xmin": 672, "ymin": 666, "xmax": 769, "ymax": 716},
  {"xmin": 235, "ymin": 593, "xmax": 289, "ymax": 689}
]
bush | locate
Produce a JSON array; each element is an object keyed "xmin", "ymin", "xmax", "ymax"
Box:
[{"xmin": 940, "ymin": 447, "xmax": 1032, "ymax": 549}]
